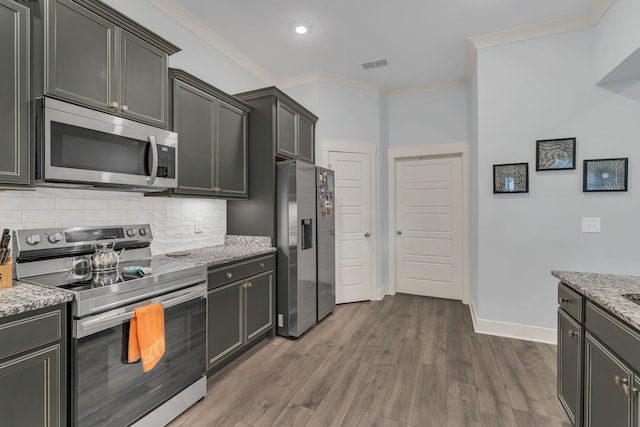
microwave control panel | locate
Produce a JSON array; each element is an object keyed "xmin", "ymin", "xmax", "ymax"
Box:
[{"xmin": 157, "ymin": 145, "xmax": 176, "ymax": 179}]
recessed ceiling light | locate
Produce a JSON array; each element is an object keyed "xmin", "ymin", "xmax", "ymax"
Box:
[{"xmin": 295, "ymin": 25, "xmax": 308, "ymax": 35}]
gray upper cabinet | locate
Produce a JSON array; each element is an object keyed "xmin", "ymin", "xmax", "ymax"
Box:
[
  {"xmin": 274, "ymin": 96, "xmax": 316, "ymax": 163},
  {"xmin": 276, "ymin": 100, "xmax": 298, "ymax": 159},
  {"xmin": 46, "ymin": 0, "xmax": 116, "ymax": 110},
  {"xmin": 168, "ymin": 69, "xmax": 249, "ymax": 198},
  {"xmin": 29, "ymin": 0, "xmax": 179, "ymax": 128},
  {"xmin": 119, "ymin": 30, "xmax": 168, "ymax": 127},
  {"xmin": 0, "ymin": 0, "xmax": 30, "ymax": 186},
  {"xmin": 298, "ymin": 113, "xmax": 315, "ymax": 163}
]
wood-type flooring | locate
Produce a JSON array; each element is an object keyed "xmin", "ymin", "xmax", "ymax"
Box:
[{"xmin": 169, "ymin": 293, "xmax": 570, "ymax": 427}]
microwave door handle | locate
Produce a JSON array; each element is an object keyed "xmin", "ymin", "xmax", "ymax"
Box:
[{"xmin": 147, "ymin": 135, "xmax": 159, "ymax": 185}]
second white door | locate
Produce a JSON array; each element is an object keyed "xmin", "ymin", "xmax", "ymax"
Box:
[
  {"xmin": 395, "ymin": 155, "xmax": 462, "ymax": 300},
  {"xmin": 329, "ymin": 151, "xmax": 373, "ymax": 303}
]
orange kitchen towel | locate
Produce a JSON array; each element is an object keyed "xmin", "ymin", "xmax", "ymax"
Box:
[{"xmin": 128, "ymin": 302, "xmax": 165, "ymax": 372}]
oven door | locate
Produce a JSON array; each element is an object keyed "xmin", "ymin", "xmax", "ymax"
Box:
[
  {"xmin": 37, "ymin": 97, "xmax": 178, "ymax": 189},
  {"xmin": 71, "ymin": 284, "xmax": 206, "ymax": 427}
]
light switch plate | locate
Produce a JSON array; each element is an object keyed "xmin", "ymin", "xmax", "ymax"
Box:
[
  {"xmin": 194, "ymin": 218, "xmax": 203, "ymax": 233},
  {"xmin": 582, "ymin": 217, "xmax": 601, "ymax": 233}
]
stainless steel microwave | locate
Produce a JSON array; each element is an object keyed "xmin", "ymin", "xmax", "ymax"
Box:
[{"xmin": 35, "ymin": 97, "xmax": 178, "ymax": 191}]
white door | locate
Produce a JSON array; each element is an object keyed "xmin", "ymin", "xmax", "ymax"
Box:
[
  {"xmin": 329, "ymin": 151, "xmax": 373, "ymax": 303},
  {"xmin": 395, "ymin": 155, "xmax": 462, "ymax": 300}
]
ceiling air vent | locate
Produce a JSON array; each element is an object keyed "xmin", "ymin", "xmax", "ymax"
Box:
[{"xmin": 362, "ymin": 59, "xmax": 388, "ymax": 70}]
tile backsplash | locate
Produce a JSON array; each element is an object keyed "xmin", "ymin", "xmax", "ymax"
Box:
[{"xmin": 0, "ymin": 188, "xmax": 226, "ymax": 255}]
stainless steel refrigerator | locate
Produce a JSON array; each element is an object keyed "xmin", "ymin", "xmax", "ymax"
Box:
[{"xmin": 276, "ymin": 160, "xmax": 335, "ymax": 338}]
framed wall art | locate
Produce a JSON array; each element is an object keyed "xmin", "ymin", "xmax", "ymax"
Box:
[
  {"xmin": 536, "ymin": 137, "xmax": 576, "ymax": 171},
  {"xmin": 583, "ymin": 158, "xmax": 628, "ymax": 192},
  {"xmin": 493, "ymin": 163, "xmax": 529, "ymax": 193}
]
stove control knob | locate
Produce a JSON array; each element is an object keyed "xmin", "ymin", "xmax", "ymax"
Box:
[
  {"xmin": 48, "ymin": 232, "xmax": 63, "ymax": 244},
  {"xmin": 26, "ymin": 233, "xmax": 42, "ymax": 246},
  {"xmin": 126, "ymin": 228, "xmax": 137, "ymax": 237},
  {"xmin": 139, "ymin": 228, "xmax": 147, "ymax": 236}
]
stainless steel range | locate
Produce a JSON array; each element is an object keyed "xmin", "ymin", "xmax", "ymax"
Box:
[{"xmin": 14, "ymin": 224, "xmax": 207, "ymax": 427}]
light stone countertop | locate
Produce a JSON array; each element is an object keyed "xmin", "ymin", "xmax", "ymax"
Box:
[
  {"xmin": 552, "ymin": 270, "xmax": 640, "ymax": 330},
  {"xmin": 162, "ymin": 235, "xmax": 276, "ymax": 269},
  {"xmin": 0, "ymin": 281, "xmax": 73, "ymax": 319}
]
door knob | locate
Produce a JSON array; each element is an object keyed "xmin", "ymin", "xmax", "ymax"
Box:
[
  {"xmin": 364, "ymin": 232, "xmax": 371, "ymax": 237},
  {"xmin": 397, "ymin": 230, "xmax": 402, "ymax": 235}
]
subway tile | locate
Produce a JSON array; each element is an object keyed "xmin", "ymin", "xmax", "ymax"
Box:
[
  {"xmin": 24, "ymin": 210, "xmax": 84, "ymax": 222},
  {"xmin": 1, "ymin": 211, "xmax": 23, "ymax": 224},
  {"xmin": 31, "ymin": 188, "xmax": 86, "ymax": 198},
  {"xmin": 0, "ymin": 190, "xmax": 24, "ymax": 197},
  {"xmin": 23, "ymin": 197, "xmax": 56, "ymax": 210},
  {"xmin": 150, "ymin": 218, "xmax": 181, "ymax": 228},
  {"xmin": 0, "ymin": 197, "xmax": 23, "ymax": 209},
  {"xmin": 166, "ymin": 225, "xmax": 193, "ymax": 236},
  {"xmin": 84, "ymin": 210, "xmax": 129, "ymax": 221},
  {"xmin": 153, "ymin": 234, "xmax": 182, "ymax": 245},
  {"xmin": 108, "ymin": 199, "xmax": 150, "ymax": 210}
]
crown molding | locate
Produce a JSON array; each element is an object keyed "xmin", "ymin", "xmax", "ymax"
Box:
[
  {"xmin": 147, "ymin": 0, "xmax": 276, "ymax": 85},
  {"xmin": 276, "ymin": 71, "xmax": 384, "ymax": 92},
  {"xmin": 385, "ymin": 79, "xmax": 467, "ymax": 97}
]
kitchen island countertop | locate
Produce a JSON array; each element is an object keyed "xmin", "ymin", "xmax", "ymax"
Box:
[
  {"xmin": 0, "ymin": 281, "xmax": 73, "ymax": 319},
  {"xmin": 162, "ymin": 235, "xmax": 276, "ymax": 269},
  {"xmin": 552, "ymin": 270, "xmax": 640, "ymax": 330}
]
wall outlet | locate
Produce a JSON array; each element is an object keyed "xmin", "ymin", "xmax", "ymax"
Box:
[
  {"xmin": 194, "ymin": 218, "xmax": 203, "ymax": 233},
  {"xmin": 582, "ymin": 217, "xmax": 601, "ymax": 233}
]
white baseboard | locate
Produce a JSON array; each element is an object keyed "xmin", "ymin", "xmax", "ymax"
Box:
[
  {"xmin": 468, "ymin": 302, "xmax": 557, "ymax": 345},
  {"xmin": 372, "ymin": 287, "xmax": 386, "ymax": 301}
]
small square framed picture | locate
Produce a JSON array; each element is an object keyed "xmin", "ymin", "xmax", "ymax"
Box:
[
  {"xmin": 583, "ymin": 158, "xmax": 628, "ymax": 192},
  {"xmin": 493, "ymin": 163, "xmax": 529, "ymax": 193},
  {"xmin": 536, "ymin": 137, "xmax": 576, "ymax": 171}
]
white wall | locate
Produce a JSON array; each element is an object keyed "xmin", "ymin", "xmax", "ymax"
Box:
[
  {"xmin": 476, "ymin": 28, "xmax": 640, "ymax": 329},
  {"xmin": 387, "ymin": 85, "xmax": 470, "ymax": 148},
  {"xmin": 469, "ymin": 68, "xmax": 480, "ymax": 306},
  {"xmin": 0, "ymin": 188, "xmax": 226, "ymax": 255}
]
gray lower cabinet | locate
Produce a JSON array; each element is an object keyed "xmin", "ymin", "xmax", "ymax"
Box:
[
  {"xmin": 557, "ymin": 282, "xmax": 640, "ymax": 427},
  {"xmin": 0, "ymin": 0, "xmax": 30, "ymax": 186},
  {"xmin": 584, "ymin": 332, "xmax": 636, "ymax": 426},
  {"xmin": 167, "ymin": 69, "xmax": 249, "ymax": 198},
  {"xmin": 207, "ymin": 256, "xmax": 275, "ymax": 372},
  {"xmin": 28, "ymin": 0, "xmax": 179, "ymax": 128},
  {"xmin": 0, "ymin": 304, "xmax": 67, "ymax": 427},
  {"xmin": 558, "ymin": 309, "xmax": 582, "ymax": 425}
]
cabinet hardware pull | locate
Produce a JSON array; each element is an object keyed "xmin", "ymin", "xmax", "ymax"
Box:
[
  {"xmin": 568, "ymin": 330, "xmax": 579, "ymax": 338},
  {"xmin": 259, "ymin": 263, "xmax": 265, "ymax": 268},
  {"xmin": 109, "ymin": 101, "xmax": 119, "ymax": 108},
  {"xmin": 226, "ymin": 272, "xmax": 233, "ymax": 279},
  {"xmin": 559, "ymin": 298, "xmax": 569, "ymax": 304},
  {"xmin": 121, "ymin": 104, "xmax": 129, "ymax": 111},
  {"xmin": 615, "ymin": 376, "xmax": 639, "ymax": 396},
  {"xmin": 364, "ymin": 232, "xmax": 371, "ymax": 237},
  {"xmin": 246, "ymin": 282, "xmax": 252, "ymax": 288},
  {"xmin": 397, "ymin": 230, "xmax": 402, "ymax": 235}
]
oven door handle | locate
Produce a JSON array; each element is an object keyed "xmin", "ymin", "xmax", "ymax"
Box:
[{"xmin": 74, "ymin": 283, "xmax": 206, "ymax": 338}]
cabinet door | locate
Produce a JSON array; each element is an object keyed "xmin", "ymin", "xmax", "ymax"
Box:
[
  {"xmin": 0, "ymin": 345, "xmax": 62, "ymax": 427},
  {"xmin": 207, "ymin": 282, "xmax": 243, "ymax": 369},
  {"xmin": 276, "ymin": 100, "xmax": 298, "ymax": 159},
  {"xmin": 47, "ymin": 0, "xmax": 116, "ymax": 111},
  {"xmin": 216, "ymin": 100, "xmax": 248, "ymax": 197},
  {"xmin": 298, "ymin": 114, "xmax": 315, "ymax": 163},
  {"xmin": 119, "ymin": 30, "xmax": 168, "ymax": 128},
  {"xmin": 557, "ymin": 309, "xmax": 582, "ymax": 425},
  {"xmin": 0, "ymin": 0, "xmax": 29, "ymax": 185},
  {"xmin": 245, "ymin": 272, "xmax": 273, "ymax": 341},
  {"xmin": 584, "ymin": 333, "xmax": 633, "ymax": 427},
  {"xmin": 173, "ymin": 81, "xmax": 216, "ymax": 195}
]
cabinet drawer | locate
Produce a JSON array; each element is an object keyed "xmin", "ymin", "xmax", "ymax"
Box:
[
  {"xmin": 558, "ymin": 283, "xmax": 583, "ymax": 321},
  {"xmin": 208, "ymin": 255, "xmax": 274, "ymax": 290},
  {"xmin": 585, "ymin": 301, "xmax": 640, "ymax": 371},
  {"xmin": 0, "ymin": 307, "xmax": 63, "ymax": 360}
]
